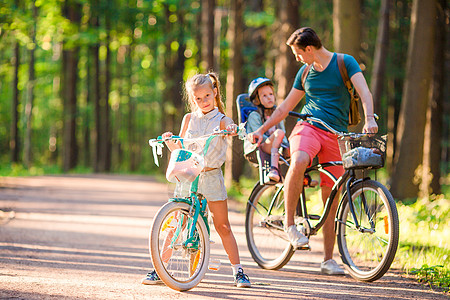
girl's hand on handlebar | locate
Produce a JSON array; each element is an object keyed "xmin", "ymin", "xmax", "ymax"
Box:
[
  {"xmin": 161, "ymin": 131, "xmax": 173, "ymax": 140},
  {"xmin": 225, "ymin": 124, "xmax": 238, "ymax": 136}
]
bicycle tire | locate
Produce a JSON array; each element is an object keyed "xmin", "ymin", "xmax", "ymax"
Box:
[
  {"xmin": 245, "ymin": 183, "xmax": 294, "ymax": 270},
  {"xmin": 150, "ymin": 201, "xmax": 210, "ymax": 291},
  {"xmin": 336, "ymin": 180, "xmax": 399, "ymax": 282}
]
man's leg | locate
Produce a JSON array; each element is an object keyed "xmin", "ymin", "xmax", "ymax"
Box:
[
  {"xmin": 320, "ymin": 186, "xmax": 345, "ymax": 275},
  {"xmin": 284, "ymin": 151, "xmax": 310, "ymax": 248},
  {"xmin": 284, "ymin": 150, "xmax": 310, "ymax": 227},
  {"xmin": 321, "ymin": 186, "xmax": 339, "ymax": 260}
]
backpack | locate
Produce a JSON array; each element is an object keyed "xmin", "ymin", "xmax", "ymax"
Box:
[{"xmin": 301, "ymin": 53, "xmax": 361, "ymax": 126}]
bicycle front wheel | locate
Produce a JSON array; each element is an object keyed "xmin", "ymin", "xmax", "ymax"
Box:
[
  {"xmin": 245, "ymin": 183, "xmax": 294, "ymax": 270},
  {"xmin": 150, "ymin": 201, "xmax": 210, "ymax": 291},
  {"xmin": 337, "ymin": 180, "xmax": 399, "ymax": 282}
]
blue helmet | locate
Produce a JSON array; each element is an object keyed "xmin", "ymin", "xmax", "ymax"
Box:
[{"xmin": 248, "ymin": 77, "xmax": 273, "ymax": 102}]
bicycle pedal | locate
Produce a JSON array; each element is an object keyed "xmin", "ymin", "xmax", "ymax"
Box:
[{"xmin": 296, "ymin": 244, "xmax": 311, "ymax": 251}]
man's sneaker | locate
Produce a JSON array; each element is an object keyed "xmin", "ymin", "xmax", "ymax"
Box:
[
  {"xmin": 141, "ymin": 270, "xmax": 163, "ymax": 285},
  {"xmin": 234, "ymin": 268, "xmax": 251, "ymax": 288},
  {"xmin": 320, "ymin": 259, "xmax": 345, "ymax": 275},
  {"xmin": 286, "ymin": 225, "xmax": 309, "ymax": 248}
]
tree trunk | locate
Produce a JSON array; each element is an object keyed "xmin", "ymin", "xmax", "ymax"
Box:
[
  {"xmin": 213, "ymin": 8, "xmax": 226, "ymax": 72},
  {"xmin": 390, "ymin": 0, "xmax": 436, "ymax": 200},
  {"xmin": 102, "ymin": 29, "xmax": 112, "ymax": 172},
  {"xmin": 333, "ymin": 0, "xmax": 363, "ymax": 132},
  {"xmin": 333, "ymin": 0, "xmax": 361, "ymax": 58},
  {"xmin": 421, "ymin": 0, "xmax": 445, "ymax": 197},
  {"xmin": 11, "ymin": 32, "xmax": 20, "ymax": 163},
  {"xmin": 162, "ymin": 5, "xmax": 186, "ymax": 134},
  {"xmin": 90, "ymin": 0, "xmax": 103, "ymax": 172},
  {"xmin": 274, "ymin": 0, "xmax": 299, "ymax": 134},
  {"xmin": 370, "ymin": 0, "xmax": 391, "ymax": 118},
  {"xmin": 62, "ymin": 0, "xmax": 80, "ymax": 172},
  {"xmin": 201, "ymin": 0, "xmax": 215, "ymax": 72},
  {"xmin": 225, "ymin": 0, "xmax": 244, "ymax": 186},
  {"xmin": 127, "ymin": 42, "xmax": 137, "ymax": 172},
  {"xmin": 244, "ymin": 0, "xmax": 265, "ymax": 82},
  {"xmin": 84, "ymin": 49, "xmax": 92, "ymax": 167},
  {"xmin": 23, "ymin": 1, "xmax": 37, "ymax": 168}
]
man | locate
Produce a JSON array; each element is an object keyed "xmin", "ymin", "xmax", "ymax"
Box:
[{"xmin": 249, "ymin": 27, "xmax": 378, "ymax": 275}]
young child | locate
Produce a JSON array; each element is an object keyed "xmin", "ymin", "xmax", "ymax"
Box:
[
  {"xmin": 244, "ymin": 77, "xmax": 289, "ymax": 182},
  {"xmin": 142, "ymin": 72, "xmax": 251, "ymax": 288}
]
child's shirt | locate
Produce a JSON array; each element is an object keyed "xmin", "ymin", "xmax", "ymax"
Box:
[
  {"xmin": 182, "ymin": 107, "xmax": 233, "ymax": 169},
  {"xmin": 243, "ymin": 110, "xmax": 288, "ymax": 155}
]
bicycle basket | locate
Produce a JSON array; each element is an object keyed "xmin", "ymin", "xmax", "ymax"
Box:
[
  {"xmin": 338, "ymin": 134, "xmax": 387, "ymax": 170},
  {"xmin": 166, "ymin": 149, "xmax": 205, "ymax": 183}
]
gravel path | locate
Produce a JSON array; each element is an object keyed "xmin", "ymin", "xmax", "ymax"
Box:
[{"xmin": 0, "ymin": 175, "xmax": 447, "ymax": 299}]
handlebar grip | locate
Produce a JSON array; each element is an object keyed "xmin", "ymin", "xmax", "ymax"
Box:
[{"xmin": 288, "ymin": 111, "xmax": 312, "ymax": 120}]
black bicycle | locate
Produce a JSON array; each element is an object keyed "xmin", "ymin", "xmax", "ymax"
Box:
[{"xmin": 245, "ymin": 113, "xmax": 399, "ymax": 282}]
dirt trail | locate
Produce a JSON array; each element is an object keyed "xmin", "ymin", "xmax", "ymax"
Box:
[{"xmin": 0, "ymin": 175, "xmax": 447, "ymax": 299}]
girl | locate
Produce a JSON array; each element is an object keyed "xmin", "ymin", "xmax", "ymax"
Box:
[
  {"xmin": 142, "ymin": 72, "xmax": 251, "ymax": 288},
  {"xmin": 244, "ymin": 77, "xmax": 289, "ymax": 182}
]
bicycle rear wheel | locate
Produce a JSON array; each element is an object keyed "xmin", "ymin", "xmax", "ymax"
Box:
[
  {"xmin": 337, "ymin": 180, "xmax": 399, "ymax": 282},
  {"xmin": 245, "ymin": 183, "xmax": 294, "ymax": 270},
  {"xmin": 150, "ymin": 201, "xmax": 210, "ymax": 291}
]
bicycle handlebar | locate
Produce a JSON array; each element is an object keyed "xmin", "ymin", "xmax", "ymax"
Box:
[{"xmin": 288, "ymin": 111, "xmax": 379, "ymax": 137}]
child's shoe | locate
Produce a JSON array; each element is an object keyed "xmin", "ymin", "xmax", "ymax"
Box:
[
  {"xmin": 267, "ymin": 166, "xmax": 280, "ymax": 182},
  {"xmin": 141, "ymin": 270, "xmax": 162, "ymax": 285},
  {"xmin": 234, "ymin": 268, "xmax": 251, "ymax": 288}
]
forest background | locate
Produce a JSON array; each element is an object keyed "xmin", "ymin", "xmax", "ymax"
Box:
[
  {"xmin": 0, "ymin": 0, "xmax": 449, "ymax": 291},
  {"xmin": 0, "ymin": 0, "xmax": 449, "ymax": 204}
]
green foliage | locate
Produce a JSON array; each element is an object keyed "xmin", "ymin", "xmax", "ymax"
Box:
[
  {"xmin": 395, "ymin": 195, "xmax": 450, "ymax": 293},
  {"xmin": 410, "ymin": 265, "xmax": 449, "ymax": 293}
]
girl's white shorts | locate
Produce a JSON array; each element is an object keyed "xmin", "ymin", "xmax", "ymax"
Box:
[{"xmin": 173, "ymin": 168, "xmax": 227, "ymax": 202}]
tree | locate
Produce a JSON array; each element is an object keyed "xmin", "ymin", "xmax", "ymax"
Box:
[
  {"xmin": 333, "ymin": 0, "xmax": 363, "ymax": 132},
  {"xmin": 62, "ymin": 0, "xmax": 81, "ymax": 172},
  {"xmin": 10, "ymin": 0, "xmax": 20, "ymax": 163},
  {"xmin": 274, "ymin": 0, "xmax": 299, "ymax": 133},
  {"xmin": 244, "ymin": 0, "xmax": 266, "ymax": 82},
  {"xmin": 201, "ymin": 0, "xmax": 215, "ymax": 72},
  {"xmin": 390, "ymin": 0, "xmax": 437, "ymax": 200},
  {"xmin": 225, "ymin": 0, "xmax": 244, "ymax": 185},
  {"xmin": 420, "ymin": 0, "xmax": 446, "ymax": 197},
  {"xmin": 23, "ymin": 0, "xmax": 37, "ymax": 168},
  {"xmin": 370, "ymin": 0, "xmax": 391, "ymax": 118},
  {"xmin": 90, "ymin": 0, "xmax": 103, "ymax": 172}
]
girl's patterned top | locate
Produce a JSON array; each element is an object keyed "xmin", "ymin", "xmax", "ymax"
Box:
[{"xmin": 183, "ymin": 107, "xmax": 233, "ymax": 169}]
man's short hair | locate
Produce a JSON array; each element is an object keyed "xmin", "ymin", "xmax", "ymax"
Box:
[{"xmin": 286, "ymin": 27, "xmax": 322, "ymax": 50}]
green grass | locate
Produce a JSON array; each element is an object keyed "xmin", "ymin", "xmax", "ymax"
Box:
[
  {"xmin": 395, "ymin": 195, "xmax": 450, "ymax": 293},
  {"xmin": 0, "ymin": 162, "xmax": 63, "ymax": 176}
]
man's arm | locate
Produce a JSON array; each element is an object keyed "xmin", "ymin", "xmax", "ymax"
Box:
[
  {"xmin": 351, "ymin": 72, "xmax": 378, "ymax": 133},
  {"xmin": 250, "ymin": 87, "xmax": 304, "ymax": 145}
]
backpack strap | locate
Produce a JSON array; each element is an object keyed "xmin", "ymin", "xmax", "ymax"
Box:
[
  {"xmin": 301, "ymin": 64, "xmax": 313, "ymax": 91},
  {"xmin": 337, "ymin": 53, "xmax": 354, "ymax": 96}
]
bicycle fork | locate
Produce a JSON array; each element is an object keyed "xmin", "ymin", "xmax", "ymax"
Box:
[{"xmin": 345, "ymin": 173, "xmax": 375, "ymax": 233}]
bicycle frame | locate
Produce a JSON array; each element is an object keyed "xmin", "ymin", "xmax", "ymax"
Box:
[
  {"xmin": 253, "ymin": 157, "xmax": 376, "ymax": 239},
  {"xmin": 149, "ymin": 131, "xmax": 234, "ymax": 252}
]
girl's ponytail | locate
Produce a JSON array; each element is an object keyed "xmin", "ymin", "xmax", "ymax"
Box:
[{"xmin": 206, "ymin": 72, "xmax": 225, "ymax": 114}]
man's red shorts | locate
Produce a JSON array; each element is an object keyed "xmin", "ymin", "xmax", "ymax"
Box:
[{"xmin": 288, "ymin": 122, "xmax": 344, "ymax": 188}]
